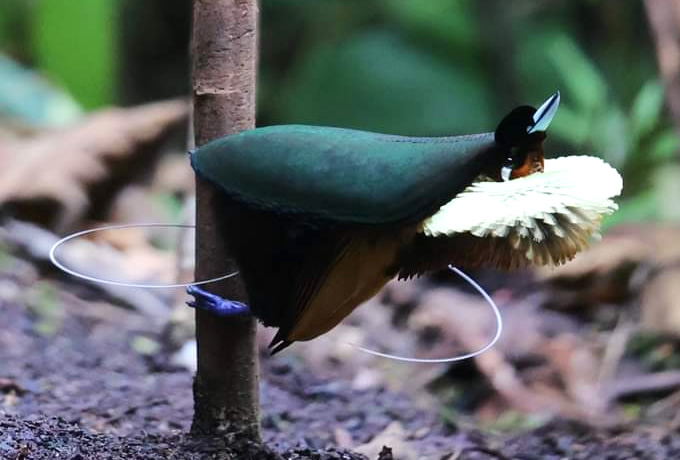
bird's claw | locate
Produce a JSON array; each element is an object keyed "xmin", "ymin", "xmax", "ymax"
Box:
[{"xmin": 186, "ymin": 285, "xmax": 250, "ymax": 316}]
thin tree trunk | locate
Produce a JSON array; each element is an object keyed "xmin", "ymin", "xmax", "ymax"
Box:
[
  {"xmin": 190, "ymin": 0, "xmax": 260, "ymax": 439},
  {"xmin": 644, "ymin": 0, "xmax": 680, "ymax": 146}
]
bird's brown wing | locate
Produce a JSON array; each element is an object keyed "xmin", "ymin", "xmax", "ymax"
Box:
[
  {"xmin": 265, "ymin": 230, "xmax": 354, "ymax": 353},
  {"xmin": 279, "ymin": 230, "xmax": 404, "ymax": 345},
  {"xmin": 213, "ymin": 193, "xmax": 406, "ymax": 353},
  {"xmin": 268, "ymin": 228, "xmax": 407, "ymax": 353}
]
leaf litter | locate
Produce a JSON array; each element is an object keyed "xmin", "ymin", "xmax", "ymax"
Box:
[{"xmin": 2, "ymin": 101, "xmax": 680, "ymax": 458}]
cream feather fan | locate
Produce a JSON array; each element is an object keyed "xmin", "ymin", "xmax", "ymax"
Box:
[{"xmin": 421, "ymin": 155, "xmax": 623, "ymax": 267}]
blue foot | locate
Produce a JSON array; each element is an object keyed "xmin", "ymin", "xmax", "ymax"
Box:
[{"xmin": 186, "ymin": 285, "xmax": 250, "ymax": 316}]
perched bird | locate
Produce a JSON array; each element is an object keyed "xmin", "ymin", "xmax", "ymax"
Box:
[{"xmin": 188, "ymin": 92, "xmax": 622, "ymax": 353}]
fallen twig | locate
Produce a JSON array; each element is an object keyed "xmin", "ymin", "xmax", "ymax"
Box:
[{"xmin": 604, "ymin": 371, "xmax": 680, "ymax": 402}]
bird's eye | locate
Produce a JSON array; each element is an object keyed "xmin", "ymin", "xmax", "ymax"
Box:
[{"xmin": 506, "ymin": 147, "xmax": 523, "ymax": 166}]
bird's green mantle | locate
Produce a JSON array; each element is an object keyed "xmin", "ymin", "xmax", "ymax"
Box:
[
  {"xmin": 191, "ymin": 125, "xmax": 498, "ymax": 225},
  {"xmin": 190, "ymin": 113, "xmax": 622, "ymax": 351}
]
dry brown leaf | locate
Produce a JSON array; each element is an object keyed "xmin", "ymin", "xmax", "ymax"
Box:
[
  {"xmin": 354, "ymin": 422, "xmax": 418, "ymax": 460},
  {"xmin": 0, "ymin": 100, "xmax": 188, "ymax": 231},
  {"xmin": 542, "ymin": 334, "xmax": 606, "ymax": 416},
  {"xmin": 538, "ymin": 225, "xmax": 680, "ymax": 280},
  {"xmin": 641, "ymin": 267, "xmax": 680, "ymax": 335},
  {"xmin": 1, "ymin": 219, "xmax": 170, "ymax": 319},
  {"xmin": 538, "ymin": 225, "xmax": 680, "ymax": 335},
  {"xmin": 333, "ymin": 427, "xmax": 354, "ymax": 449},
  {"xmin": 410, "ymin": 288, "xmax": 618, "ymax": 422},
  {"xmin": 412, "ymin": 289, "xmax": 558, "ymax": 413},
  {"xmin": 151, "ymin": 153, "xmax": 195, "ymax": 197}
]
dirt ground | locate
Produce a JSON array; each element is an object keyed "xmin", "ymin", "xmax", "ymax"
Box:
[{"xmin": 3, "ymin": 270, "xmax": 680, "ymax": 460}]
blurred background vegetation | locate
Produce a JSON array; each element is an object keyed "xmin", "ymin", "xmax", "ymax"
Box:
[
  {"xmin": 5, "ymin": 0, "xmax": 680, "ymax": 442},
  {"xmin": 0, "ymin": 0, "xmax": 677, "ymax": 225}
]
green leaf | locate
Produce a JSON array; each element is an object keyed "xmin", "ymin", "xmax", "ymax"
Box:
[
  {"xmin": 654, "ymin": 164, "xmax": 680, "ymax": 221},
  {"xmin": 548, "ymin": 104, "xmax": 590, "ymax": 145},
  {"xmin": 514, "ymin": 27, "xmax": 564, "ymax": 99},
  {"xmin": 0, "ymin": 53, "xmax": 81, "ymax": 126},
  {"xmin": 648, "ymin": 129, "xmax": 679, "ymax": 162},
  {"xmin": 382, "ymin": 0, "xmax": 477, "ymax": 48},
  {"xmin": 131, "ymin": 335, "xmax": 160, "ymax": 356},
  {"xmin": 278, "ymin": 30, "xmax": 491, "ymax": 135},
  {"xmin": 0, "ymin": 0, "xmax": 30, "ymax": 54},
  {"xmin": 25, "ymin": 282, "xmax": 63, "ymax": 337},
  {"xmin": 547, "ymin": 34, "xmax": 607, "ymax": 114},
  {"xmin": 629, "ymin": 79, "xmax": 665, "ymax": 140},
  {"xmin": 32, "ymin": 0, "xmax": 118, "ymax": 109},
  {"xmin": 596, "ymin": 106, "xmax": 628, "ymax": 168},
  {"xmin": 601, "ymin": 190, "xmax": 658, "ymax": 229}
]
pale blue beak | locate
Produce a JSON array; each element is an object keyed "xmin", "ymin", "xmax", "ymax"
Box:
[{"xmin": 528, "ymin": 91, "xmax": 560, "ymax": 134}]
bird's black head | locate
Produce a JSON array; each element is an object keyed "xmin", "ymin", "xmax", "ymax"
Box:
[{"xmin": 491, "ymin": 91, "xmax": 560, "ymax": 181}]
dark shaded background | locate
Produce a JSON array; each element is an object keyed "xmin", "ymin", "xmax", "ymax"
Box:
[
  {"xmin": 3, "ymin": 1, "xmax": 680, "ymax": 449},
  {"xmin": 1, "ymin": 0, "xmax": 675, "ymax": 225}
]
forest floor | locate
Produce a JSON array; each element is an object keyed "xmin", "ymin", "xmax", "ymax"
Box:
[{"xmin": 4, "ymin": 224, "xmax": 680, "ymax": 460}]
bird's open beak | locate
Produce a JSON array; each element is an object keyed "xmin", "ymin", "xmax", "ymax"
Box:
[{"xmin": 528, "ymin": 91, "xmax": 560, "ymax": 134}]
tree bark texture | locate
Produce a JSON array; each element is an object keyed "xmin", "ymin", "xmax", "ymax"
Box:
[
  {"xmin": 644, "ymin": 0, "xmax": 680, "ymax": 145},
  {"xmin": 191, "ymin": 0, "xmax": 260, "ymax": 439}
]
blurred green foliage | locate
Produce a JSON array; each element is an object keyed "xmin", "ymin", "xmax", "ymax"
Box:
[
  {"xmin": 0, "ymin": 53, "xmax": 81, "ymax": 126},
  {"xmin": 0, "ymin": 0, "xmax": 677, "ymax": 224},
  {"xmin": 628, "ymin": 332, "xmax": 680, "ymax": 372},
  {"xmin": 277, "ymin": 30, "xmax": 490, "ymax": 134},
  {"xmin": 0, "ymin": 1, "xmax": 29, "ymax": 57},
  {"xmin": 33, "ymin": 0, "xmax": 117, "ymax": 109},
  {"xmin": 0, "ymin": 0, "xmax": 116, "ymax": 112},
  {"xmin": 24, "ymin": 281, "xmax": 63, "ymax": 337}
]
